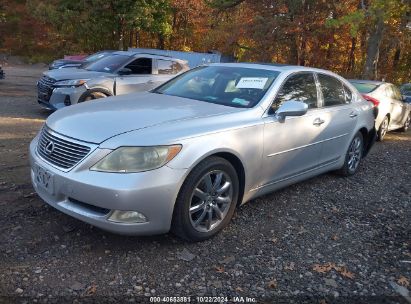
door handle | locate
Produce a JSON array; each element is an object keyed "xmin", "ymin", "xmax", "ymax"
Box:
[
  {"xmin": 313, "ymin": 118, "xmax": 325, "ymax": 126},
  {"xmin": 349, "ymin": 112, "xmax": 358, "ymax": 118}
]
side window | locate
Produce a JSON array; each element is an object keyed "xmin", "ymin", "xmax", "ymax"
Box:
[
  {"xmin": 158, "ymin": 60, "xmax": 182, "ymax": 75},
  {"xmin": 271, "ymin": 73, "xmax": 318, "ymax": 112},
  {"xmin": 343, "ymin": 85, "xmax": 353, "ymax": 103},
  {"xmin": 125, "ymin": 58, "xmax": 152, "ymax": 74},
  {"xmin": 318, "ymin": 74, "xmax": 347, "ymax": 106},
  {"xmin": 391, "ymin": 86, "xmax": 402, "ymax": 100},
  {"xmin": 384, "ymin": 86, "xmax": 394, "ymax": 98}
]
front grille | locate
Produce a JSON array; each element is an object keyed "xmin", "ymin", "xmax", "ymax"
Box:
[
  {"xmin": 37, "ymin": 127, "xmax": 91, "ymax": 169},
  {"xmin": 37, "ymin": 76, "xmax": 56, "ymax": 102}
]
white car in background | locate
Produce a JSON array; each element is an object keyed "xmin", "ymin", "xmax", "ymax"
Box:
[{"xmin": 350, "ymin": 80, "xmax": 411, "ymax": 140}]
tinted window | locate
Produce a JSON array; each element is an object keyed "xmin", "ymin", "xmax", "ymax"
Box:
[
  {"xmin": 84, "ymin": 52, "xmax": 110, "ymax": 63},
  {"xmin": 350, "ymin": 82, "xmax": 379, "ymax": 94},
  {"xmin": 318, "ymin": 74, "xmax": 347, "ymax": 106},
  {"xmin": 154, "ymin": 66, "xmax": 280, "ymax": 108},
  {"xmin": 271, "ymin": 73, "xmax": 318, "ymax": 111},
  {"xmin": 125, "ymin": 58, "xmax": 152, "ymax": 74},
  {"xmin": 158, "ymin": 60, "xmax": 182, "ymax": 74},
  {"xmin": 84, "ymin": 55, "xmax": 130, "ymax": 73}
]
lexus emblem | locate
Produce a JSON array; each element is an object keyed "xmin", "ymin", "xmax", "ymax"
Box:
[{"xmin": 44, "ymin": 141, "xmax": 55, "ymax": 155}]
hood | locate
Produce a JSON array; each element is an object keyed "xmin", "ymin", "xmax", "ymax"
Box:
[
  {"xmin": 46, "ymin": 92, "xmax": 244, "ymax": 143},
  {"xmin": 44, "ymin": 68, "xmax": 113, "ymax": 81},
  {"xmin": 52, "ymin": 59, "xmax": 84, "ymax": 66}
]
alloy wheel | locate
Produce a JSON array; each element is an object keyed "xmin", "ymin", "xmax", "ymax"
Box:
[
  {"xmin": 347, "ymin": 136, "xmax": 362, "ymax": 172},
  {"xmin": 189, "ymin": 170, "xmax": 233, "ymax": 233},
  {"xmin": 380, "ymin": 118, "xmax": 388, "ymax": 139}
]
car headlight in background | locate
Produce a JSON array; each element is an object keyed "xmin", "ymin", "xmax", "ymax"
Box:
[
  {"xmin": 90, "ymin": 145, "xmax": 182, "ymax": 173},
  {"xmin": 54, "ymin": 79, "xmax": 88, "ymax": 87}
]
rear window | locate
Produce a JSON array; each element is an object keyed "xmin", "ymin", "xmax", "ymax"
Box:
[{"xmin": 350, "ymin": 82, "xmax": 379, "ymax": 94}]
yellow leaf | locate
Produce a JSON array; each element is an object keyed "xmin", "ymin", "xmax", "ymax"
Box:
[
  {"xmin": 398, "ymin": 276, "xmax": 410, "ymax": 287},
  {"xmin": 268, "ymin": 280, "xmax": 277, "ymax": 289}
]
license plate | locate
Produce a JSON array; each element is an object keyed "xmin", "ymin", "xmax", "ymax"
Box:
[{"xmin": 34, "ymin": 164, "xmax": 54, "ymax": 194}]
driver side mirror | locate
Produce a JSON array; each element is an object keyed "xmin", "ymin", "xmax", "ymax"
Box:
[
  {"xmin": 275, "ymin": 100, "xmax": 308, "ymax": 121},
  {"xmin": 118, "ymin": 67, "xmax": 132, "ymax": 75}
]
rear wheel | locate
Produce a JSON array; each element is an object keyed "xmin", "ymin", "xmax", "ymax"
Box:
[
  {"xmin": 377, "ymin": 116, "xmax": 389, "ymax": 141},
  {"xmin": 337, "ymin": 132, "xmax": 364, "ymax": 177},
  {"xmin": 171, "ymin": 157, "xmax": 239, "ymax": 242},
  {"xmin": 399, "ymin": 113, "xmax": 411, "ymax": 132}
]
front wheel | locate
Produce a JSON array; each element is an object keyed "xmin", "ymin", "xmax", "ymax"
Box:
[
  {"xmin": 171, "ymin": 157, "xmax": 239, "ymax": 242},
  {"xmin": 78, "ymin": 90, "xmax": 108, "ymax": 103},
  {"xmin": 337, "ymin": 132, "xmax": 364, "ymax": 177}
]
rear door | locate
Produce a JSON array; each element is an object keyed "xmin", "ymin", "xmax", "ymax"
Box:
[
  {"xmin": 390, "ymin": 85, "xmax": 408, "ymax": 126},
  {"xmin": 152, "ymin": 59, "xmax": 185, "ymax": 86},
  {"xmin": 315, "ymin": 73, "xmax": 357, "ymax": 165},
  {"xmin": 115, "ymin": 57, "xmax": 155, "ymax": 95}
]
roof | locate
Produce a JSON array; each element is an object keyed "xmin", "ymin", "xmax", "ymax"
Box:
[
  {"xmin": 348, "ymin": 79, "xmax": 385, "ymax": 85},
  {"xmin": 208, "ymin": 62, "xmax": 338, "ymax": 74},
  {"xmin": 111, "ymin": 51, "xmax": 187, "ymax": 63}
]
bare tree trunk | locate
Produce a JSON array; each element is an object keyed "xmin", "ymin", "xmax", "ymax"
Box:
[
  {"xmin": 362, "ymin": 14, "xmax": 384, "ymax": 79},
  {"xmin": 347, "ymin": 37, "xmax": 357, "ymax": 72}
]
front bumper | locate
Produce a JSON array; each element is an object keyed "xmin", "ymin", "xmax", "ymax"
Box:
[
  {"xmin": 37, "ymin": 86, "xmax": 87, "ymax": 110},
  {"xmin": 29, "ymin": 136, "xmax": 187, "ymax": 235}
]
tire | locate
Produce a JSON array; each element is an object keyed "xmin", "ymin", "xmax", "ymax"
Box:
[
  {"xmin": 399, "ymin": 113, "xmax": 411, "ymax": 132},
  {"xmin": 171, "ymin": 156, "xmax": 239, "ymax": 242},
  {"xmin": 337, "ymin": 132, "xmax": 364, "ymax": 177},
  {"xmin": 377, "ymin": 116, "xmax": 389, "ymax": 141},
  {"xmin": 78, "ymin": 90, "xmax": 108, "ymax": 103}
]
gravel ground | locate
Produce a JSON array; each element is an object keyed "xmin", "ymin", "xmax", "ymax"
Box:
[{"xmin": 0, "ymin": 65, "xmax": 410, "ymax": 303}]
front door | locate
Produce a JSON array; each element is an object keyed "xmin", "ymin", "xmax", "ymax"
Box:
[{"xmin": 261, "ymin": 72, "xmax": 322, "ymax": 187}]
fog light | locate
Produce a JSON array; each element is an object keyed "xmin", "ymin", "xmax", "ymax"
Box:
[
  {"xmin": 108, "ymin": 210, "xmax": 147, "ymax": 223},
  {"xmin": 64, "ymin": 95, "xmax": 71, "ymax": 106}
]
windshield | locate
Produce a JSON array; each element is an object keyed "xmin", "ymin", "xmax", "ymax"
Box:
[
  {"xmin": 153, "ymin": 66, "xmax": 280, "ymax": 108},
  {"xmin": 401, "ymin": 84, "xmax": 411, "ymax": 95},
  {"xmin": 84, "ymin": 52, "xmax": 110, "ymax": 63},
  {"xmin": 84, "ymin": 55, "xmax": 130, "ymax": 73},
  {"xmin": 350, "ymin": 81, "xmax": 379, "ymax": 94}
]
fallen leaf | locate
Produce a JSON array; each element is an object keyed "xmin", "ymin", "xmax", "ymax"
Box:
[
  {"xmin": 331, "ymin": 235, "xmax": 339, "ymax": 241},
  {"xmin": 235, "ymin": 287, "xmax": 244, "ymax": 292},
  {"xmin": 215, "ymin": 265, "xmax": 225, "ymax": 273},
  {"xmin": 268, "ymin": 280, "xmax": 277, "ymax": 289},
  {"xmin": 319, "ymin": 300, "xmax": 327, "ymax": 304},
  {"xmin": 270, "ymin": 238, "xmax": 278, "ymax": 243},
  {"xmin": 313, "ymin": 262, "xmax": 334, "ymax": 273},
  {"xmin": 84, "ymin": 283, "xmax": 97, "ymax": 296},
  {"xmin": 285, "ymin": 262, "xmax": 295, "ymax": 271},
  {"xmin": 339, "ymin": 268, "xmax": 355, "ymax": 279},
  {"xmin": 312, "ymin": 263, "xmax": 355, "ymax": 279},
  {"xmin": 397, "ymin": 276, "xmax": 410, "ymax": 287}
]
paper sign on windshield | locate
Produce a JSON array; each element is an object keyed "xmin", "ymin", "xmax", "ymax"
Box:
[{"xmin": 236, "ymin": 77, "xmax": 268, "ymax": 89}]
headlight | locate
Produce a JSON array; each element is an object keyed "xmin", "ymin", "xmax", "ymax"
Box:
[
  {"xmin": 90, "ymin": 145, "xmax": 182, "ymax": 173},
  {"xmin": 54, "ymin": 79, "xmax": 88, "ymax": 87}
]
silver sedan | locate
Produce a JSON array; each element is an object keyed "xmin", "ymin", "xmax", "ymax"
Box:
[{"xmin": 29, "ymin": 63, "xmax": 376, "ymax": 241}]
